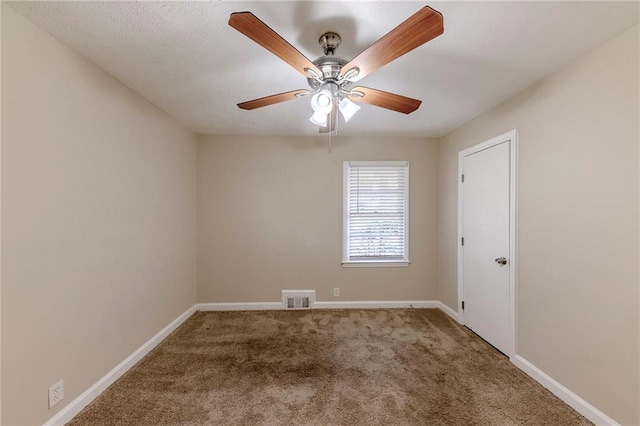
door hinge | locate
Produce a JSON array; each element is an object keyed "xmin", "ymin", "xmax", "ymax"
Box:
[
  {"xmin": 461, "ymin": 174, "xmax": 464, "ymax": 182},
  {"xmin": 462, "ymin": 301, "xmax": 465, "ymax": 310},
  {"xmin": 461, "ymin": 237, "xmax": 464, "ymax": 246}
]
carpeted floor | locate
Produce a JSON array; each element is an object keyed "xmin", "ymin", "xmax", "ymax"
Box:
[{"xmin": 68, "ymin": 309, "xmax": 591, "ymax": 425}]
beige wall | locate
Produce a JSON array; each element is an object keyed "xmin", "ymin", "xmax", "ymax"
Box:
[
  {"xmin": 438, "ymin": 25, "xmax": 639, "ymax": 424},
  {"xmin": 1, "ymin": 4, "xmax": 3, "ymax": 422},
  {"xmin": 1, "ymin": 6, "xmax": 197, "ymax": 425},
  {"xmin": 198, "ymin": 135, "xmax": 438, "ymax": 303}
]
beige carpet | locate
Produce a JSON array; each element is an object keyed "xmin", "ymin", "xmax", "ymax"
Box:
[{"xmin": 68, "ymin": 309, "xmax": 591, "ymax": 425}]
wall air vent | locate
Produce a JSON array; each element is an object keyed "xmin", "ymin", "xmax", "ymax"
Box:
[{"xmin": 281, "ymin": 290, "xmax": 316, "ymax": 310}]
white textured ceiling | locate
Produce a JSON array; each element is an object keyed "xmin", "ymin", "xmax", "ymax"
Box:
[{"xmin": 7, "ymin": 1, "xmax": 639, "ymax": 138}]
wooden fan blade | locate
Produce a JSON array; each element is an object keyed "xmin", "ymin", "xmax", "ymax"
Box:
[
  {"xmin": 341, "ymin": 6, "xmax": 443, "ymax": 82},
  {"xmin": 349, "ymin": 87, "xmax": 422, "ymax": 114},
  {"xmin": 229, "ymin": 12, "xmax": 322, "ymax": 79},
  {"xmin": 319, "ymin": 102, "xmax": 338, "ymax": 133},
  {"xmin": 237, "ymin": 89, "xmax": 309, "ymax": 110}
]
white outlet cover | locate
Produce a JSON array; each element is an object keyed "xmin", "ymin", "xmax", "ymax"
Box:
[{"xmin": 48, "ymin": 379, "xmax": 64, "ymax": 408}]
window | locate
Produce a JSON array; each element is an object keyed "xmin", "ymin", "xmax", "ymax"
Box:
[{"xmin": 343, "ymin": 161, "xmax": 409, "ymax": 266}]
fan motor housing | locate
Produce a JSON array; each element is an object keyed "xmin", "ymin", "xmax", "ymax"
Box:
[{"xmin": 307, "ymin": 55, "xmax": 352, "ymax": 91}]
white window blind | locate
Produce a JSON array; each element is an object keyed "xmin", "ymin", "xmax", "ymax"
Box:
[{"xmin": 343, "ymin": 161, "xmax": 409, "ymax": 264}]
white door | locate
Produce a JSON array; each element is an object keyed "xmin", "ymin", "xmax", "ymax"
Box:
[{"xmin": 462, "ymin": 140, "xmax": 511, "ymax": 354}]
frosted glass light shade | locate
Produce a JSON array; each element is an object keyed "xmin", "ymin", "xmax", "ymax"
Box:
[
  {"xmin": 338, "ymin": 98, "xmax": 361, "ymax": 123},
  {"xmin": 309, "ymin": 111, "xmax": 328, "ymax": 127},
  {"xmin": 311, "ymin": 90, "xmax": 333, "ymax": 114}
]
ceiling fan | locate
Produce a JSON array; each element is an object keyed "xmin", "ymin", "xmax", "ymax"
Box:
[{"xmin": 228, "ymin": 6, "xmax": 444, "ymax": 133}]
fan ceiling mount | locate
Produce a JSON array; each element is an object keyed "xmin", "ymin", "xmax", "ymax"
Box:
[{"xmin": 228, "ymin": 6, "xmax": 444, "ymax": 133}]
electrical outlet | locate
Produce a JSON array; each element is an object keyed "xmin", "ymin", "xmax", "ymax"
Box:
[
  {"xmin": 333, "ymin": 287, "xmax": 340, "ymax": 298},
  {"xmin": 48, "ymin": 380, "xmax": 64, "ymax": 408}
]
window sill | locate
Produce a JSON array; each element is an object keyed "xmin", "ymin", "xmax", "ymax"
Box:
[{"xmin": 342, "ymin": 260, "xmax": 411, "ymax": 268}]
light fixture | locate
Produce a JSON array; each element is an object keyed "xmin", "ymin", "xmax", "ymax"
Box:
[
  {"xmin": 309, "ymin": 111, "xmax": 328, "ymax": 127},
  {"xmin": 310, "ymin": 89, "xmax": 333, "ymax": 115},
  {"xmin": 308, "ymin": 82, "xmax": 361, "ymax": 130},
  {"xmin": 338, "ymin": 98, "xmax": 361, "ymax": 123},
  {"xmin": 309, "ymin": 85, "xmax": 334, "ymax": 127}
]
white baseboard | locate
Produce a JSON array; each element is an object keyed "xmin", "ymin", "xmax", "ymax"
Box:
[
  {"xmin": 511, "ymin": 355, "xmax": 619, "ymax": 426},
  {"xmin": 313, "ymin": 300, "xmax": 439, "ymax": 309},
  {"xmin": 197, "ymin": 302, "xmax": 283, "ymax": 311},
  {"xmin": 194, "ymin": 301, "xmax": 430, "ymax": 311},
  {"xmin": 197, "ymin": 300, "xmax": 441, "ymax": 311},
  {"xmin": 43, "ymin": 305, "xmax": 197, "ymax": 426},
  {"xmin": 437, "ymin": 301, "xmax": 460, "ymax": 322}
]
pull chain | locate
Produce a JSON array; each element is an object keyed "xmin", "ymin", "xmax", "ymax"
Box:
[
  {"xmin": 328, "ymin": 103, "xmax": 340, "ymax": 154},
  {"xmin": 329, "ymin": 111, "xmax": 333, "ymax": 153}
]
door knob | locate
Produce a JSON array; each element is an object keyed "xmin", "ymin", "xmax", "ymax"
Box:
[{"xmin": 495, "ymin": 257, "xmax": 507, "ymax": 266}]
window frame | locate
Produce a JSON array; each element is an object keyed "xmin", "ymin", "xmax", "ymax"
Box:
[{"xmin": 342, "ymin": 160, "xmax": 410, "ymax": 267}]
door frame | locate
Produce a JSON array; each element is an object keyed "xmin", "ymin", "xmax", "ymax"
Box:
[{"xmin": 457, "ymin": 129, "xmax": 518, "ymax": 357}]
